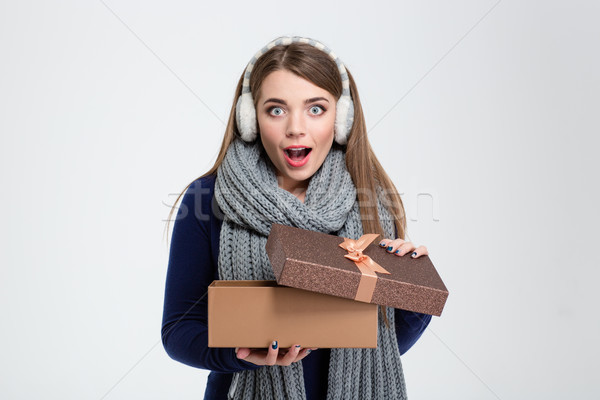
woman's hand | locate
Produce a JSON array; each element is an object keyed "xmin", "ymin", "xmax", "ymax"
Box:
[
  {"xmin": 235, "ymin": 341, "xmax": 316, "ymax": 366},
  {"xmin": 378, "ymin": 238, "xmax": 428, "ymax": 258}
]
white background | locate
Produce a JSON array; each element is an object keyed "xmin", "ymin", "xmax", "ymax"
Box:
[{"xmin": 1, "ymin": 0, "xmax": 598, "ymax": 399}]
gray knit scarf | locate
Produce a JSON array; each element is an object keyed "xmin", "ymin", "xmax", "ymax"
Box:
[{"xmin": 214, "ymin": 138, "xmax": 407, "ymax": 399}]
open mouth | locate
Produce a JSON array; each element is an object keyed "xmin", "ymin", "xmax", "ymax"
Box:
[{"xmin": 283, "ymin": 147, "xmax": 312, "ymax": 167}]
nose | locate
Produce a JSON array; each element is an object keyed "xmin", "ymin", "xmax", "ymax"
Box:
[{"xmin": 286, "ymin": 110, "xmax": 306, "ymax": 138}]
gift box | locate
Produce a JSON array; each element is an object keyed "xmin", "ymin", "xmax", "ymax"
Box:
[
  {"xmin": 208, "ymin": 280, "xmax": 378, "ymax": 348},
  {"xmin": 266, "ymin": 224, "xmax": 449, "ymax": 316}
]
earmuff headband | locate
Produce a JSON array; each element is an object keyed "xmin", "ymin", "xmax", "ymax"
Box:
[{"xmin": 235, "ymin": 36, "xmax": 355, "ymax": 145}]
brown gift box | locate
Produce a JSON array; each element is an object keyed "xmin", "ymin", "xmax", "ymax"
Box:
[
  {"xmin": 208, "ymin": 280, "xmax": 378, "ymax": 348},
  {"xmin": 266, "ymin": 224, "xmax": 449, "ymax": 316}
]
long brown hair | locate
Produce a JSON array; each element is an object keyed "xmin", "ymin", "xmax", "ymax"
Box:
[{"xmin": 164, "ymin": 43, "xmax": 407, "ymax": 324}]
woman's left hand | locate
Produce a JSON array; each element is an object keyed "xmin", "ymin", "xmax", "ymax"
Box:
[{"xmin": 378, "ymin": 238, "xmax": 428, "ymax": 258}]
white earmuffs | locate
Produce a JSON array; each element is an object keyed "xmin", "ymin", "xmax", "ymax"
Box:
[{"xmin": 235, "ymin": 36, "xmax": 355, "ymax": 145}]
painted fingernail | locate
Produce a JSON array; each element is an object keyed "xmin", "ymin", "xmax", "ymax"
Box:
[
  {"xmin": 411, "ymin": 252, "xmax": 417, "ymax": 257},
  {"xmin": 379, "ymin": 241, "xmax": 386, "ymax": 247},
  {"xmin": 387, "ymin": 246, "xmax": 393, "ymax": 252},
  {"xmin": 272, "ymin": 341, "xmax": 278, "ymax": 350},
  {"xmin": 307, "ymin": 349, "xmax": 312, "ymax": 354},
  {"xmin": 395, "ymin": 249, "xmax": 400, "ymax": 254},
  {"xmin": 295, "ymin": 345, "xmax": 301, "ymax": 348}
]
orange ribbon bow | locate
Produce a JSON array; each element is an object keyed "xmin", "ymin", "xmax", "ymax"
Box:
[{"xmin": 339, "ymin": 234, "xmax": 390, "ymax": 303}]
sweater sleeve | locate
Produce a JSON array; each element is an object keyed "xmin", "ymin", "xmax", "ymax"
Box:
[
  {"xmin": 161, "ymin": 176, "xmax": 260, "ymax": 372},
  {"xmin": 394, "ymin": 308, "xmax": 432, "ymax": 355}
]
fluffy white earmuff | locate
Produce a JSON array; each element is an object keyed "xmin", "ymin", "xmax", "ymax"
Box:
[
  {"xmin": 235, "ymin": 92, "xmax": 256, "ymax": 142},
  {"xmin": 334, "ymin": 95, "xmax": 354, "ymax": 145}
]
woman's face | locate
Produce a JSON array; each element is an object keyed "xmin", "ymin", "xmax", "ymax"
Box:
[{"xmin": 256, "ymin": 69, "xmax": 336, "ymax": 197}]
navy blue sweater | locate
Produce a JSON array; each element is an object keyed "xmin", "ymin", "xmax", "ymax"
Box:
[{"xmin": 161, "ymin": 174, "xmax": 432, "ymax": 399}]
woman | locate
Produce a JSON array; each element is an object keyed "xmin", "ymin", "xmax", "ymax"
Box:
[{"xmin": 162, "ymin": 36, "xmax": 432, "ymax": 399}]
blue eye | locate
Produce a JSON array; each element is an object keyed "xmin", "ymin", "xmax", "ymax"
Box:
[
  {"xmin": 310, "ymin": 105, "xmax": 325, "ymax": 115},
  {"xmin": 269, "ymin": 107, "xmax": 283, "ymax": 116}
]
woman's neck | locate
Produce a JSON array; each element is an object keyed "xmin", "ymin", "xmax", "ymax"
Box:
[{"xmin": 277, "ymin": 174, "xmax": 308, "ymax": 203}]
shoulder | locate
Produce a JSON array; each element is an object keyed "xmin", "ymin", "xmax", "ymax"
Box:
[
  {"xmin": 188, "ymin": 173, "xmax": 216, "ymax": 193},
  {"xmin": 180, "ymin": 173, "xmax": 220, "ymax": 224},
  {"xmin": 184, "ymin": 173, "xmax": 217, "ymax": 200}
]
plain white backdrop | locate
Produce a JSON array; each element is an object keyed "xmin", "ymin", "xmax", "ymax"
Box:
[{"xmin": 1, "ymin": 0, "xmax": 598, "ymax": 399}]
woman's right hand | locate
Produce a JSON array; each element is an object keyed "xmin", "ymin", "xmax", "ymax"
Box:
[{"xmin": 235, "ymin": 341, "xmax": 316, "ymax": 366}]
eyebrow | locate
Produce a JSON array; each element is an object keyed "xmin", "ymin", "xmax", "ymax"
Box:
[{"xmin": 262, "ymin": 97, "xmax": 330, "ymax": 106}]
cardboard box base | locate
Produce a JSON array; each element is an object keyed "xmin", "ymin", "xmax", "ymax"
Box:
[{"xmin": 208, "ymin": 280, "xmax": 378, "ymax": 348}]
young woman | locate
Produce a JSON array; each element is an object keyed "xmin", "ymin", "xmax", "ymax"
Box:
[{"xmin": 161, "ymin": 36, "xmax": 432, "ymax": 399}]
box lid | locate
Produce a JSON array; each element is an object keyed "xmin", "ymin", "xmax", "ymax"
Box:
[{"xmin": 266, "ymin": 223, "xmax": 449, "ymax": 316}]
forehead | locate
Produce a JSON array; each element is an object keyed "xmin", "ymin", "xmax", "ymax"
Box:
[{"xmin": 259, "ymin": 70, "xmax": 333, "ymax": 100}]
